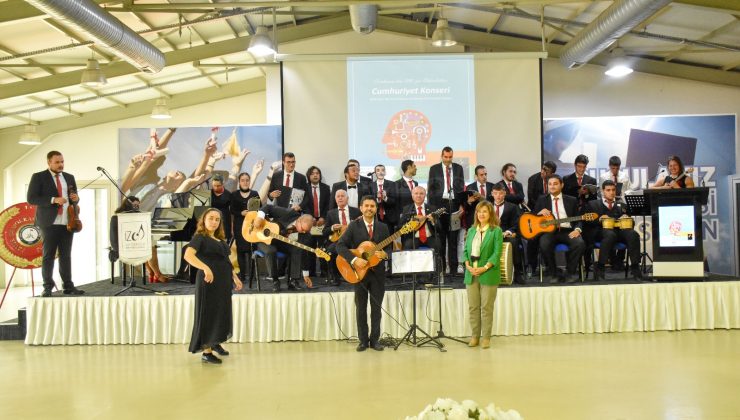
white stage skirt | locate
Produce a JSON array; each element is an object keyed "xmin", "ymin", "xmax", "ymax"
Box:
[{"xmin": 25, "ymin": 282, "xmax": 740, "ymax": 345}]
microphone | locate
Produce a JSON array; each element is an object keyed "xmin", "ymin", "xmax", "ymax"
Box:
[{"xmin": 96, "ymin": 166, "xmax": 103, "ymax": 171}]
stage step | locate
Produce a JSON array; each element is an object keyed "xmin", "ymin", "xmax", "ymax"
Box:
[{"xmin": 0, "ymin": 308, "xmax": 26, "ymax": 340}]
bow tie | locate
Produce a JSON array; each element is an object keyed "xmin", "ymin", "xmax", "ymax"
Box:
[{"xmin": 347, "ymin": 185, "xmax": 357, "ymax": 189}]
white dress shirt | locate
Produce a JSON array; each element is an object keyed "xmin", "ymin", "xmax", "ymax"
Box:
[
  {"xmin": 550, "ymin": 193, "xmax": 571, "ymax": 228},
  {"xmin": 50, "ymin": 170, "xmax": 69, "ymax": 225},
  {"xmin": 442, "ymin": 164, "xmax": 455, "ymax": 200}
]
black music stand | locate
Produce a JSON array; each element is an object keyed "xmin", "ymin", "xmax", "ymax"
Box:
[
  {"xmin": 392, "ymin": 249, "xmax": 444, "ymax": 352},
  {"xmin": 418, "ymin": 252, "xmax": 467, "ymax": 347},
  {"xmin": 624, "ymin": 194, "xmax": 651, "ymax": 274}
]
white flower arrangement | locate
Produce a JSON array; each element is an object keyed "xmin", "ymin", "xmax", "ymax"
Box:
[{"xmin": 405, "ymin": 398, "xmax": 523, "ymax": 420}]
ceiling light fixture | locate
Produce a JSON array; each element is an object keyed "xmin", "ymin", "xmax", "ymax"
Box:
[
  {"xmin": 604, "ymin": 47, "xmax": 633, "ymax": 78},
  {"xmin": 80, "ymin": 58, "xmax": 107, "ymax": 87},
  {"xmin": 150, "ymin": 97, "xmax": 172, "ymax": 120},
  {"xmin": 248, "ymin": 26, "xmax": 276, "ymax": 57},
  {"xmin": 432, "ymin": 18, "xmax": 457, "ymax": 47},
  {"xmin": 19, "ymin": 124, "xmax": 42, "ymax": 145}
]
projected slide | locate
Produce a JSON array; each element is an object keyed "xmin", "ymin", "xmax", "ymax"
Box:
[
  {"xmin": 347, "ymin": 56, "xmax": 476, "ymax": 181},
  {"xmin": 658, "ymin": 205, "xmax": 696, "ymax": 247}
]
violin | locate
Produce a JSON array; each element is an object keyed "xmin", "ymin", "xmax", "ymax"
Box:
[{"xmin": 66, "ymin": 186, "xmax": 83, "ymax": 233}]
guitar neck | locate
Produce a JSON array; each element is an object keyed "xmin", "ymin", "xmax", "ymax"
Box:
[
  {"xmin": 543, "ymin": 215, "xmax": 585, "ymax": 226},
  {"xmin": 372, "ymin": 229, "xmax": 403, "ymax": 253},
  {"xmin": 270, "ymin": 232, "xmax": 318, "ymax": 255}
]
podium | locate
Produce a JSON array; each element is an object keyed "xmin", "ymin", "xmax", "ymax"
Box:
[{"xmin": 644, "ymin": 187, "xmax": 709, "ymax": 278}]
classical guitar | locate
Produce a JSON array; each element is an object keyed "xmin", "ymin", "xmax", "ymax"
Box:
[
  {"xmin": 242, "ymin": 211, "xmax": 330, "ymax": 261},
  {"xmin": 335, "ymin": 219, "xmax": 420, "ymax": 284},
  {"xmin": 519, "ymin": 212, "xmax": 599, "ymax": 240},
  {"xmin": 328, "ymin": 225, "xmax": 348, "ymax": 243}
]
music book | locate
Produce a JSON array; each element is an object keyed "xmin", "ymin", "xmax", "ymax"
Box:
[
  {"xmin": 391, "ymin": 249, "xmax": 435, "ymax": 274},
  {"xmin": 450, "ymin": 210, "xmax": 462, "ymax": 231},
  {"xmin": 289, "ymin": 188, "xmax": 305, "ymax": 208}
]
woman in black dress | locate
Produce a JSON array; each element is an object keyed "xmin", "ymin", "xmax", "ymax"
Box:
[
  {"xmin": 185, "ymin": 208, "xmax": 243, "ymax": 364},
  {"xmin": 230, "ymin": 172, "xmax": 260, "ymax": 285},
  {"xmin": 210, "ymin": 174, "xmax": 233, "ymax": 241}
]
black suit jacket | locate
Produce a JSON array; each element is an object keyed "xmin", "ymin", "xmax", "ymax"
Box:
[
  {"xmin": 583, "ymin": 199, "xmax": 628, "ymax": 244},
  {"xmin": 563, "ymin": 173, "xmax": 598, "ymax": 204},
  {"xmin": 496, "ymin": 179, "xmax": 525, "ymax": 206},
  {"xmin": 463, "ymin": 181, "xmax": 495, "ymax": 227},
  {"xmin": 369, "ymin": 180, "xmax": 399, "ymax": 224},
  {"xmin": 27, "ymin": 170, "xmax": 77, "ymax": 228},
  {"xmin": 329, "ymin": 181, "xmax": 372, "ymax": 209},
  {"xmin": 322, "ymin": 206, "xmax": 362, "ymax": 238},
  {"xmin": 427, "ymin": 162, "xmax": 465, "ymax": 208},
  {"xmin": 336, "ymin": 218, "xmax": 391, "ymax": 266},
  {"xmin": 395, "ymin": 178, "xmax": 418, "ymax": 219},
  {"xmin": 302, "ymin": 182, "xmax": 331, "ymax": 219},
  {"xmin": 400, "ymin": 203, "xmax": 439, "ymax": 240},
  {"xmin": 259, "ymin": 204, "xmax": 301, "ymax": 233},
  {"xmin": 269, "ymin": 170, "xmax": 309, "ymax": 209},
  {"xmin": 534, "ymin": 194, "xmax": 583, "ymax": 231},
  {"xmin": 526, "ymin": 172, "xmax": 548, "ymax": 211}
]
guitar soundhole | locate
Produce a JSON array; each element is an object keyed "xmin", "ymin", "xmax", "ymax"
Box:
[{"xmin": 262, "ymin": 228, "xmax": 271, "ymax": 236}]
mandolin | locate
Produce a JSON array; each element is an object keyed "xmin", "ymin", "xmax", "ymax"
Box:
[
  {"xmin": 519, "ymin": 212, "xmax": 598, "ymax": 240},
  {"xmin": 242, "ymin": 211, "xmax": 330, "ymax": 261},
  {"xmin": 328, "ymin": 225, "xmax": 348, "ymax": 243}
]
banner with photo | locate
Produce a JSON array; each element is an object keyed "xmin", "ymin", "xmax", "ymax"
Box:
[
  {"xmin": 118, "ymin": 125, "xmax": 282, "ymax": 211},
  {"xmin": 543, "ymin": 114, "xmax": 736, "ymax": 275}
]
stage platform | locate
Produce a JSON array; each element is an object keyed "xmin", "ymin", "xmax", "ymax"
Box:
[{"xmin": 23, "ymin": 272, "xmax": 740, "ymax": 345}]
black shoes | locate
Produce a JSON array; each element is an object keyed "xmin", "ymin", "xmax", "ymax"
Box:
[
  {"xmin": 593, "ymin": 265, "xmax": 606, "ymax": 281},
  {"xmin": 287, "ymin": 279, "xmax": 303, "ymax": 290},
  {"xmin": 201, "ymin": 353, "xmax": 222, "ymax": 364},
  {"xmin": 356, "ymin": 343, "xmax": 368, "ymax": 352},
  {"xmin": 41, "ymin": 289, "xmax": 52, "ymax": 297},
  {"xmin": 272, "ymin": 280, "xmax": 280, "ymax": 293},
  {"xmin": 631, "ymin": 268, "xmax": 644, "ymax": 281},
  {"xmin": 356, "ymin": 342, "xmax": 383, "ymax": 352},
  {"xmin": 370, "ymin": 342, "xmax": 384, "ymax": 351},
  {"xmin": 213, "ymin": 344, "xmax": 229, "ymax": 356},
  {"xmin": 63, "ymin": 288, "xmax": 85, "ymax": 295}
]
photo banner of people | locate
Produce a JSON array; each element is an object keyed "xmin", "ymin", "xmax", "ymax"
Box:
[
  {"xmin": 543, "ymin": 114, "xmax": 736, "ymax": 275},
  {"xmin": 118, "ymin": 125, "xmax": 283, "ymax": 211},
  {"xmin": 347, "ymin": 55, "xmax": 477, "ymax": 184}
]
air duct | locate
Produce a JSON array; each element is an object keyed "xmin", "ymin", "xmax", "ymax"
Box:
[
  {"xmin": 559, "ymin": 0, "xmax": 670, "ymax": 69},
  {"xmin": 26, "ymin": 0, "xmax": 165, "ymax": 73},
  {"xmin": 349, "ymin": 4, "xmax": 378, "ymax": 35}
]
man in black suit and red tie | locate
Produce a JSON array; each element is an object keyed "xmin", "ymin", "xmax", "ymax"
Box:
[
  {"xmin": 302, "ymin": 166, "xmax": 332, "ymax": 277},
  {"xmin": 427, "ymin": 146, "xmax": 465, "ymax": 276},
  {"xmin": 268, "ymin": 152, "xmax": 309, "ymax": 211},
  {"xmin": 395, "ymin": 159, "xmax": 418, "ymax": 221},
  {"xmin": 369, "ymin": 164, "xmax": 398, "ymax": 235},
  {"xmin": 534, "ymin": 174, "xmax": 586, "ymax": 284},
  {"xmin": 336, "ymin": 195, "xmax": 391, "ymax": 352},
  {"xmin": 584, "ymin": 180, "xmax": 642, "ymax": 281},
  {"xmin": 348, "ymin": 159, "xmax": 373, "ymax": 187},
  {"xmin": 491, "ymin": 184, "xmax": 525, "ymax": 284},
  {"xmin": 330, "ymin": 164, "xmax": 371, "ymax": 209},
  {"xmin": 525, "ymin": 160, "xmax": 557, "ymax": 273},
  {"xmin": 400, "ymin": 186, "xmax": 440, "ymax": 254},
  {"xmin": 26, "ymin": 151, "xmax": 84, "ymax": 297},
  {"xmin": 463, "ymin": 165, "xmax": 495, "ymax": 228},
  {"xmin": 496, "ymin": 163, "xmax": 525, "ymax": 208},
  {"xmin": 322, "ymin": 190, "xmax": 361, "ymax": 286},
  {"xmin": 563, "ymin": 154, "xmax": 598, "ymax": 211}
]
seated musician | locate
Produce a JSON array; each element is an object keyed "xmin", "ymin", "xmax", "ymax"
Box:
[
  {"xmin": 496, "ymin": 163, "xmax": 525, "ymax": 207},
  {"xmin": 653, "ymin": 155, "xmax": 695, "ymax": 189},
  {"xmin": 400, "ymin": 186, "xmax": 440, "ymax": 282},
  {"xmin": 585, "ymin": 180, "xmax": 643, "ymax": 281},
  {"xmin": 526, "ymin": 161, "xmax": 557, "ymax": 274},
  {"xmin": 463, "ymin": 165, "xmax": 495, "ymax": 228},
  {"xmin": 534, "ymin": 174, "xmax": 586, "ymax": 284},
  {"xmin": 322, "ymin": 189, "xmax": 361, "ymax": 286},
  {"xmin": 490, "ymin": 184, "xmax": 525, "ymax": 285},
  {"xmin": 248, "ymin": 205, "xmax": 315, "ymax": 292}
]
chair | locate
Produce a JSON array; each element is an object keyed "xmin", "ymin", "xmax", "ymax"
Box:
[
  {"xmin": 539, "ymin": 243, "xmax": 585, "ymax": 283},
  {"xmin": 592, "ymin": 242, "xmax": 629, "ymax": 279},
  {"xmin": 251, "ymin": 249, "xmax": 288, "ymax": 292}
]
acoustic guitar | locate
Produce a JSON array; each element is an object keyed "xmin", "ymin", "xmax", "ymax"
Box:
[
  {"xmin": 242, "ymin": 211, "xmax": 331, "ymax": 261},
  {"xmin": 519, "ymin": 212, "xmax": 599, "ymax": 240},
  {"xmin": 328, "ymin": 225, "xmax": 348, "ymax": 243},
  {"xmin": 336, "ymin": 219, "xmax": 419, "ymax": 284}
]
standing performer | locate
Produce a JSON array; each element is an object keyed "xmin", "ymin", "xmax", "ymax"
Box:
[
  {"xmin": 185, "ymin": 208, "xmax": 243, "ymax": 364},
  {"xmin": 463, "ymin": 201, "xmax": 503, "ymax": 349},
  {"xmin": 230, "ymin": 172, "xmax": 260, "ymax": 285},
  {"xmin": 336, "ymin": 196, "xmax": 391, "ymax": 352},
  {"xmin": 27, "ymin": 151, "xmax": 84, "ymax": 297},
  {"xmin": 427, "ymin": 146, "xmax": 465, "ymax": 276}
]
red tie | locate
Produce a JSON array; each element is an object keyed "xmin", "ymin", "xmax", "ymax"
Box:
[
  {"xmin": 312, "ymin": 186, "xmax": 319, "ymax": 218},
  {"xmin": 480, "ymin": 184, "xmax": 485, "ymax": 196},
  {"xmin": 577, "ymin": 176, "xmax": 582, "ymax": 186},
  {"xmin": 496, "ymin": 204, "xmax": 501, "ymax": 219},
  {"xmin": 408, "ymin": 180, "xmax": 414, "ymax": 192},
  {"xmin": 553, "ymin": 197, "xmax": 561, "ymax": 220},
  {"xmin": 445, "ymin": 166, "xmax": 451, "ymax": 193},
  {"xmin": 543, "ymin": 179, "xmax": 547, "ymax": 194},
  {"xmin": 367, "ymin": 223, "xmax": 373, "ymax": 239},
  {"xmin": 417, "ymin": 206, "xmax": 427, "ymax": 243},
  {"xmin": 613, "ymin": 174, "xmax": 618, "ymax": 183},
  {"xmin": 507, "ymin": 182, "xmax": 514, "ymax": 194},
  {"xmin": 340, "ymin": 207, "xmax": 347, "ymax": 225},
  {"xmin": 285, "ymin": 173, "xmax": 290, "ymax": 187},
  {"xmin": 378, "ymin": 184, "xmax": 385, "ymax": 220},
  {"xmin": 607, "ymin": 200, "xmax": 613, "ymax": 211},
  {"xmin": 55, "ymin": 174, "xmax": 63, "ymax": 215}
]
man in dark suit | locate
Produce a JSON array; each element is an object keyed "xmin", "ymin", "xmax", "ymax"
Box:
[
  {"xmin": 583, "ymin": 180, "xmax": 642, "ymax": 281},
  {"xmin": 336, "ymin": 195, "xmax": 391, "ymax": 352},
  {"xmin": 491, "ymin": 184, "xmax": 525, "ymax": 284},
  {"xmin": 330, "ymin": 164, "xmax": 371, "ymax": 209},
  {"xmin": 348, "ymin": 159, "xmax": 373, "ymax": 187},
  {"xmin": 526, "ymin": 160, "xmax": 557, "ymax": 273},
  {"xmin": 395, "ymin": 159, "xmax": 418, "ymax": 221},
  {"xmin": 563, "ymin": 154, "xmax": 598, "ymax": 211},
  {"xmin": 302, "ymin": 166, "xmax": 332, "ymax": 278},
  {"xmin": 251, "ymin": 205, "xmax": 315, "ymax": 292},
  {"xmin": 534, "ymin": 174, "xmax": 586, "ymax": 283},
  {"xmin": 400, "ymin": 187, "xmax": 441, "ymax": 283},
  {"xmin": 426, "ymin": 146, "xmax": 465, "ymax": 276},
  {"xmin": 496, "ymin": 163, "xmax": 525, "ymax": 208},
  {"xmin": 322, "ymin": 189, "xmax": 361, "ymax": 286},
  {"xmin": 369, "ymin": 164, "xmax": 398, "ymax": 234},
  {"xmin": 463, "ymin": 165, "xmax": 495, "ymax": 228},
  {"xmin": 26, "ymin": 151, "xmax": 84, "ymax": 296},
  {"xmin": 268, "ymin": 152, "xmax": 309, "ymax": 211}
]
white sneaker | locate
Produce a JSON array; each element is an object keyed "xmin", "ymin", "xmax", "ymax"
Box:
[{"xmin": 457, "ymin": 265, "xmax": 464, "ymax": 274}]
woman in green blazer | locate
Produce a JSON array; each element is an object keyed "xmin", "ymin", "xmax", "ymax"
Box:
[{"xmin": 463, "ymin": 200, "xmax": 503, "ymax": 349}]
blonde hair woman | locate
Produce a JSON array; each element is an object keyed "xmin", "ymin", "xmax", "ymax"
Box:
[{"xmin": 463, "ymin": 200, "xmax": 503, "ymax": 349}]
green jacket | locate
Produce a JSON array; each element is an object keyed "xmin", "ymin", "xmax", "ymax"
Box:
[{"xmin": 463, "ymin": 226, "xmax": 503, "ymax": 286}]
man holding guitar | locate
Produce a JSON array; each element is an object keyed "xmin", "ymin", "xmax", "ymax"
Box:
[
  {"xmin": 336, "ymin": 196, "xmax": 391, "ymax": 352},
  {"xmin": 322, "ymin": 190, "xmax": 361, "ymax": 286},
  {"xmin": 534, "ymin": 174, "xmax": 586, "ymax": 284}
]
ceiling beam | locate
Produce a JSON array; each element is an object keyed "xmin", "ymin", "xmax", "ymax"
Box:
[
  {"xmin": 674, "ymin": 0, "xmax": 740, "ymax": 14},
  {"xmin": 0, "ymin": 14, "xmax": 351, "ymax": 100}
]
